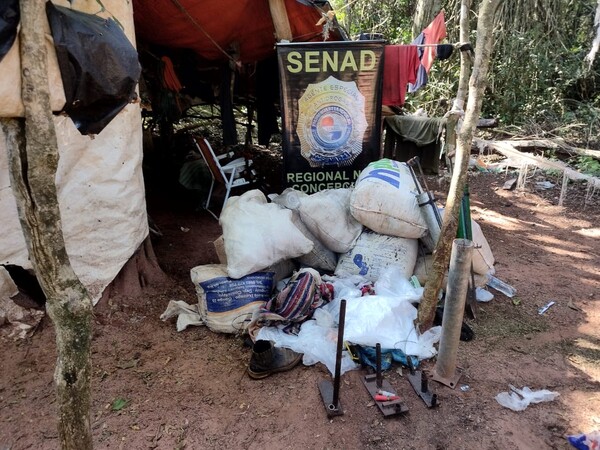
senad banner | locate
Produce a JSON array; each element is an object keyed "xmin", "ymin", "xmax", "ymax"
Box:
[{"xmin": 277, "ymin": 41, "xmax": 385, "ymax": 193}]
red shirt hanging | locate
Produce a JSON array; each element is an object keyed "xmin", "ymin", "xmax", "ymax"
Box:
[{"xmin": 382, "ymin": 45, "xmax": 420, "ymax": 106}]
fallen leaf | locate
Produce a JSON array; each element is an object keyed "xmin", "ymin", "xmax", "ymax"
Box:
[
  {"xmin": 116, "ymin": 359, "xmax": 139, "ymax": 370},
  {"xmin": 112, "ymin": 398, "xmax": 128, "ymax": 411},
  {"xmin": 512, "ymin": 297, "xmax": 521, "ymax": 306}
]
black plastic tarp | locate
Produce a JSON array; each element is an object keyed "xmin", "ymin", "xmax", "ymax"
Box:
[
  {"xmin": 46, "ymin": 3, "xmax": 141, "ymax": 135},
  {"xmin": 0, "ymin": 0, "xmax": 19, "ymax": 63}
]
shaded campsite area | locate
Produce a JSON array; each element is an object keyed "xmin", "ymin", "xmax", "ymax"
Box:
[
  {"xmin": 2, "ymin": 0, "xmax": 600, "ymax": 449},
  {"xmin": 2, "ymin": 170, "xmax": 599, "ymax": 450}
]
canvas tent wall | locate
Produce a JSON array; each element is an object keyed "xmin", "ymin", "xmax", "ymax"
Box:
[
  {"xmin": 0, "ymin": 0, "xmax": 147, "ymax": 307},
  {"xmin": 132, "ymin": 0, "xmax": 337, "ymax": 64}
]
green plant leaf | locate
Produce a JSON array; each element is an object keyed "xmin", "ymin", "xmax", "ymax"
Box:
[{"xmin": 112, "ymin": 397, "xmax": 128, "ymax": 411}]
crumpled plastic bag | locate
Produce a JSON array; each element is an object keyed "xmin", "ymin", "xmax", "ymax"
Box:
[
  {"xmin": 567, "ymin": 430, "xmax": 600, "ymax": 450},
  {"xmin": 257, "ymin": 271, "xmax": 441, "ymax": 375},
  {"xmin": 374, "ymin": 266, "xmax": 423, "ymax": 302},
  {"xmin": 323, "ymin": 294, "xmax": 440, "ymax": 359},
  {"xmin": 495, "ymin": 385, "xmax": 560, "ymax": 411},
  {"xmin": 476, "ymin": 287, "xmax": 494, "ymax": 302},
  {"xmin": 256, "ymin": 319, "xmax": 358, "ymax": 375},
  {"xmin": 160, "ymin": 300, "xmax": 204, "ymax": 332}
]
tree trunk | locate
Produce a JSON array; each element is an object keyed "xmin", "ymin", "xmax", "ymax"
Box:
[
  {"xmin": 443, "ymin": 0, "xmax": 472, "ymax": 170},
  {"xmin": 412, "ymin": 0, "xmax": 442, "ymax": 39},
  {"xmin": 0, "ymin": 1, "xmax": 93, "ymax": 448},
  {"xmin": 220, "ymin": 63, "xmax": 238, "ymax": 146},
  {"xmin": 585, "ymin": 0, "xmax": 600, "ymax": 67},
  {"xmin": 417, "ymin": 0, "xmax": 500, "ymax": 332},
  {"xmin": 454, "ymin": 0, "xmax": 472, "ymax": 114},
  {"xmin": 101, "ymin": 235, "xmax": 169, "ymax": 300}
]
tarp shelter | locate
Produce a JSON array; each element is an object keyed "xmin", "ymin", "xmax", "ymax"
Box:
[
  {"xmin": 0, "ymin": 0, "xmax": 146, "ymax": 310},
  {"xmin": 0, "ymin": 0, "xmax": 344, "ymax": 326},
  {"xmin": 132, "ymin": 0, "xmax": 337, "ymax": 64}
]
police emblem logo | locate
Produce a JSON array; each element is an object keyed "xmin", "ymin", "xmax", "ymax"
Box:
[{"xmin": 297, "ymin": 76, "xmax": 367, "ymax": 167}]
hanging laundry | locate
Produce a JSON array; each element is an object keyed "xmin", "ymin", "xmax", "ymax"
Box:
[
  {"xmin": 421, "ymin": 11, "xmax": 447, "ymax": 72},
  {"xmin": 436, "ymin": 44, "xmax": 454, "ymax": 60},
  {"xmin": 408, "ymin": 11, "xmax": 447, "ymax": 93},
  {"xmin": 408, "ymin": 32, "xmax": 428, "ymax": 93},
  {"xmin": 382, "ymin": 45, "xmax": 420, "ymax": 106}
]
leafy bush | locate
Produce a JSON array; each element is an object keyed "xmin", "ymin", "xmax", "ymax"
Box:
[{"xmin": 338, "ymin": 0, "xmax": 600, "ymax": 149}]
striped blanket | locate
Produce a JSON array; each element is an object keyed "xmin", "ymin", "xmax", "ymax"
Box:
[{"xmin": 249, "ymin": 268, "xmax": 334, "ymax": 338}]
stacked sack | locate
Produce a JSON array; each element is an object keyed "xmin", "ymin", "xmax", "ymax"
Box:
[{"xmin": 189, "ymin": 158, "xmax": 496, "ymax": 335}]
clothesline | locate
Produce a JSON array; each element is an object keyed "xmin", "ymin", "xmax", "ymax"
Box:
[{"xmin": 397, "ymin": 42, "xmax": 470, "ymax": 49}]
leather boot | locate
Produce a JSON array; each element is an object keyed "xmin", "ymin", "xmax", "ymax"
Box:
[{"xmin": 247, "ymin": 340, "xmax": 303, "ymax": 379}]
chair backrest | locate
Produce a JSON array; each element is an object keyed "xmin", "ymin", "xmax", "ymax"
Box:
[{"xmin": 192, "ymin": 136, "xmax": 226, "ymax": 184}]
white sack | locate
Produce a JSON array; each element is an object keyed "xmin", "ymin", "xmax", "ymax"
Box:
[
  {"xmin": 350, "ymin": 159, "xmax": 428, "ymax": 238},
  {"xmin": 213, "ymin": 235, "xmax": 296, "ymax": 281},
  {"xmin": 160, "ymin": 300, "xmax": 204, "ymax": 332},
  {"xmin": 190, "ymin": 264, "xmax": 274, "ymax": 334},
  {"xmin": 297, "ymin": 188, "xmax": 362, "ymax": 253},
  {"xmin": 413, "ymin": 253, "xmax": 434, "ymax": 286},
  {"xmin": 335, "ymin": 231, "xmax": 418, "ymax": 282},
  {"xmin": 272, "ymin": 189, "xmax": 337, "ymax": 271},
  {"xmin": 471, "ymin": 219, "xmax": 496, "ymax": 276},
  {"xmin": 220, "ymin": 190, "xmax": 313, "ymax": 279},
  {"xmin": 0, "ymin": 106, "xmax": 147, "ymax": 304}
]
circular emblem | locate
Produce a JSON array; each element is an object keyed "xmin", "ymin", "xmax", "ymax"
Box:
[
  {"xmin": 297, "ymin": 76, "xmax": 367, "ymax": 167},
  {"xmin": 311, "ymin": 106, "xmax": 353, "ymax": 150}
]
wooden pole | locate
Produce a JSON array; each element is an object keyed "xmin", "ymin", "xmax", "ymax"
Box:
[
  {"xmin": 417, "ymin": 0, "xmax": 500, "ymax": 332},
  {"xmin": 1, "ymin": 1, "xmax": 94, "ymax": 448},
  {"xmin": 268, "ymin": 0, "xmax": 293, "ymax": 41},
  {"xmin": 433, "ymin": 239, "xmax": 473, "ymax": 380}
]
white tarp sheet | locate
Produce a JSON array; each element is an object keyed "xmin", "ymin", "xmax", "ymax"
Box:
[{"xmin": 0, "ymin": 0, "xmax": 147, "ymax": 305}]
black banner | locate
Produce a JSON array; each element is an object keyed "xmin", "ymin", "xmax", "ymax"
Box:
[{"xmin": 277, "ymin": 41, "xmax": 385, "ymax": 193}]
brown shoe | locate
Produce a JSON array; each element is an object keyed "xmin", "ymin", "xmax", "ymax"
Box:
[{"xmin": 247, "ymin": 340, "xmax": 303, "ymax": 379}]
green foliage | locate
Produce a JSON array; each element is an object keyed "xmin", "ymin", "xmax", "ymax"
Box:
[
  {"xmin": 574, "ymin": 155, "xmax": 600, "ymax": 176},
  {"xmin": 486, "ymin": 0, "xmax": 600, "ymax": 147},
  {"xmin": 341, "ymin": 0, "xmax": 600, "ymax": 148},
  {"xmin": 330, "ymin": 0, "xmax": 414, "ymax": 43}
]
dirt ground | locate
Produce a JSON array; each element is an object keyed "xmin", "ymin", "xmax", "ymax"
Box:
[{"xmin": 1, "ymin": 169, "xmax": 599, "ymax": 450}]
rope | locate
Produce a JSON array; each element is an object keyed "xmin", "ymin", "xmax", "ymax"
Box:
[{"xmin": 169, "ymin": 0, "xmax": 240, "ymax": 67}]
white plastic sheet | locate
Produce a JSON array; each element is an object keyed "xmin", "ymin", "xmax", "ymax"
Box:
[
  {"xmin": 256, "ymin": 268, "xmax": 441, "ymax": 375},
  {"xmin": 496, "ymin": 385, "xmax": 560, "ymax": 411},
  {"xmin": 0, "ymin": 105, "xmax": 148, "ymax": 304}
]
